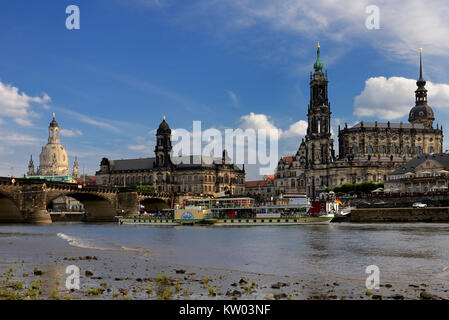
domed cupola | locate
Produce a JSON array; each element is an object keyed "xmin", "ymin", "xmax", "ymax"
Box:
[
  {"xmin": 37, "ymin": 113, "xmax": 69, "ymax": 176},
  {"xmin": 408, "ymin": 48, "xmax": 435, "ymax": 128},
  {"xmin": 49, "ymin": 114, "xmax": 59, "ymax": 128},
  {"xmin": 157, "ymin": 116, "xmax": 171, "ymax": 135},
  {"xmin": 314, "ymin": 41, "xmax": 324, "ymax": 73}
]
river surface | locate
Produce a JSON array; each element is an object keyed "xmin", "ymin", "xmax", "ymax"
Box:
[{"xmin": 0, "ymin": 222, "xmax": 448, "ymax": 299}]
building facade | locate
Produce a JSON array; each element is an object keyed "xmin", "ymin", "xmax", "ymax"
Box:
[
  {"xmin": 386, "ymin": 153, "xmax": 449, "ymax": 193},
  {"xmin": 245, "ymin": 175, "xmax": 275, "ymax": 200},
  {"xmin": 275, "ymin": 45, "xmax": 444, "ymax": 198},
  {"xmin": 96, "ymin": 117, "xmax": 246, "ymax": 196}
]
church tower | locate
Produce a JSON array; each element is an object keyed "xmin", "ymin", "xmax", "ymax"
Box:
[
  {"xmin": 155, "ymin": 116, "xmax": 172, "ymax": 167},
  {"xmin": 72, "ymin": 156, "xmax": 80, "ymax": 179},
  {"xmin": 27, "ymin": 155, "xmax": 35, "ymax": 176},
  {"xmin": 408, "ymin": 48, "xmax": 435, "ymax": 129},
  {"xmin": 305, "ymin": 42, "xmax": 334, "ymax": 167}
]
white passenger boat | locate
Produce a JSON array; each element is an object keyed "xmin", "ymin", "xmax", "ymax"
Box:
[{"xmin": 117, "ymin": 196, "xmax": 335, "ymax": 226}]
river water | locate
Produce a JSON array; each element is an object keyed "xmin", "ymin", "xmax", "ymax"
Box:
[{"xmin": 0, "ymin": 222, "xmax": 448, "ymax": 299}]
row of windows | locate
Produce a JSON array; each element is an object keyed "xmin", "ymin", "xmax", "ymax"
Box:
[
  {"xmin": 350, "ymin": 145, "xmax": 434, "ymax": 154},
  {"xmin": 107, "ymin": 174, "xmax": 244, "ymax": 186},
  {"xmin": 347, "ymin": 135, "xmax": 435, "ymax": 142}
]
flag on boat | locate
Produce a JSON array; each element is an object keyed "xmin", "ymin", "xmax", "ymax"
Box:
[{"xmin": 335, "ymin": 198, "xmax": 343, "ymax": 205}]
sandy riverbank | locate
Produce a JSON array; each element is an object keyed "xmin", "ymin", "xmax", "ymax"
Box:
[
  {"xmin": 1, "ymin": 246, "xmax": 447, "ymax": 300},
  {"xmin": 1, "ymin": 223, "xmax": 448, "ymax": 300}
]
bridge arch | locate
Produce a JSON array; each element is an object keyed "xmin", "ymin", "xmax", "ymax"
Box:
[
  {"xmin": 139, "ymin": 197, "xmax": 170, "ymax": 213},
  {"xmin": 0, "ymin": 190, "xmax": 23, "ymax": 223},
  {"xmin": 47, "ymin": 192, "xmax": 117, "ymax": 222}
]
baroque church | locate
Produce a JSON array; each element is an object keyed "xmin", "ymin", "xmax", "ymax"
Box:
[
  {"xmin": 96, "ymin": 117, "xmax": 246, "ymax": 196},
  {"xmin": 26, "ymin": 113, "xmax": 80, "ymax": 182},
  {"xmin": 275, "ymin": 45, "xmax": 443, "ymax": 198}
]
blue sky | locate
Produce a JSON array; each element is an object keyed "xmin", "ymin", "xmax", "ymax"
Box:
[{"xmin": 1, "ymin": 0, "xmax": 449, "ymax": 180}]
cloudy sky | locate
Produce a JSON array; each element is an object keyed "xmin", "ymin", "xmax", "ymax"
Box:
[{"xmin": 1, "ymin": 0, "xmax": 449, "ymax": 180}]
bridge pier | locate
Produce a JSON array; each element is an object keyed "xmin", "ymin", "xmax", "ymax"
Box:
[
  {"xmin": 23, "ymin": 209, "xmax": 53, "ymax": 225},
  {"xmin": 118, "ymin": 192, "xmax": 139, "ymax": 216}
]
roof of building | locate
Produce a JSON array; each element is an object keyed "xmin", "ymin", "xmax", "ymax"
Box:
[
  {"xmin": 104, "ymin": 155, "xmax": 243, "ymax": 172},
  {"xmin": 281, "ymin": 156, "xmax": 294, "ymax": 165},
  {"xmin": 245, "ymin": 180, "xmax": 268, "ymax": 188},
  {"xmin": 110, "ymin": 158, "xmax": 156, "ymax": 171},
  {"xmin": 348, "ymin": 121, "xmax": 425, "ymax": 130},
  {"xmin": 157, "ymin": 117, "xmax": 171, "ymax": 135},
  {"xmin": 409, "ymin": 104, "xmax": 434, "ymax": 122},
  {"xmin": 390, "ymin": 153, "xmax": 449, "ymax": 175}
]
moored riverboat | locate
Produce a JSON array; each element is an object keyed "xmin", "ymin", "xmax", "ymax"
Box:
[{"xmin": 116, "ymin": 195, "xmax": 337, "ymax": 226}]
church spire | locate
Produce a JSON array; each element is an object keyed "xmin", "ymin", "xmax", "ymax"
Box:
[
  {"xmin": 72, "ymin": 156, "xmax": 80, "ymax": 179},
  {"xmin": 27, "ymin": 155, "xmax": 35, "ymax": 176},
  {"xmin": 314, "ymin": 41, "xmax": 324, "ymax": 73},
  {"xmin": 417, "ymin": 48, "xmax": 425, "ymax": 86},
  {"xmin": 409, "ymin": 48, "xmax": 434, "ymax": 128},
  {"xmin": 415, "ymin": 48, "xmax": 428, "ymax": 105}
]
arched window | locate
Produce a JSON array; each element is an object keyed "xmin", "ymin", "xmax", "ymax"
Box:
[
  {"xmin": 351, "ymin": 145, "xmax": 358, "ymax": 154},
  {"xmin": 417, "ymin": 146, "xmax": 422, "ymax": 154},
  {"xmin": 405, "ymin": 146, "xmax": 410, "ymax": 154},
  {"xmin": 367, "ymin": 145, "xmax": 373, "ymax": 153},
  {"xmin": 380, "ymin": 145, "xmax": 386, "ymax": 153},
  {"xmin": 392, "ymin": 145, "xmax": 398, "ymax": 154},
  {"xmin": 429, "ymin": 146, "xmax": 434, "ymax": 153}
]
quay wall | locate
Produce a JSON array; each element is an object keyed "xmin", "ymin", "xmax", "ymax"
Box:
[{"xmin": 351, "ymin": 207, "xmax": 449, "ymax": 223}]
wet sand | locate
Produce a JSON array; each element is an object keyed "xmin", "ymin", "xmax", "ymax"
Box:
[{"xmin": 0, "ymin": 238, "xmax": 447, "ymax": 300}]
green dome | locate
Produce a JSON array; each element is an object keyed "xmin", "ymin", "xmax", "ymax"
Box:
[{"xmin": 314, "ymin": 42, "xmax": 324, "ymax": 72}]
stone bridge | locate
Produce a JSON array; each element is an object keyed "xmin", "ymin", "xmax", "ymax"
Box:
[{"xmin": 0, "ymin": 177, "xmax": 171, "ymax": 224}]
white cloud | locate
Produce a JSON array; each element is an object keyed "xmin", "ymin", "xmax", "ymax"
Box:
[
  {"xmin": 0, "ymin": 131, "xmax": 42, "ymax": 147},
  {"xmin": 128, "ymin": 144, "xmax": 149, "ymax": 152},
  {"xmin": 133, "ymin": 0, "xmax": 168, "ymax": 8},
  {"xmin": 354, "ymin": 76, "xmax": 449, "ymax": 120},
  {"xmin": 240, "ymin": 112, "xmax": 308, "ymax": 139},
  {"xmin": 283, "ymin": 120, "xmax": 308, "ymax": 138},
  {"xmin": 214, "ymin": 1, "xmax": 449, "ymax": 58},
  {"xmin": 61, "ymin": 129, "xmax": 83, "ymax": 137},
  {"xmin": 59, "ymin": 108, "xmax": 120, "ymax": 132},
  {"xmin": 226, "ymin": 90, "xmax": 239, "ymax": 107},
  {"xmin": 135, "ymin": 0, "xmax": 449, "ymax": 75},
  {"xmin": 240, "ymin": 112, "xmax": 280, "ymax": 133},
  {"xmin": 0, "ymin": 80, "xmax": 51, "ymax": 126}
]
